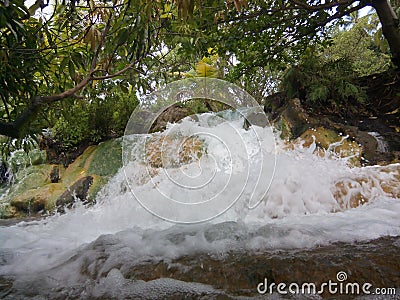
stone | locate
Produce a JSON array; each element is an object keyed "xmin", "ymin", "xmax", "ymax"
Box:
[
  {"xmin": 9, "ymin": 183, "xmax": 66, "ymax": 214},
  {"xmin": 79, "ymin": 236, "xmax": 399, "ymax": 298},
  {"xmin": 8, "ymin": 164, "xmax": 54, "ymax": 196},
  {"xmin": 4, "ymin": 139, "xmax": 123, "ymax": 218},
  {"xmin": 56, "ymin": 176, "xmax": 94, "ymax": 208},
  {"xmin": 150, "ymin": 105, "xmax": 192, "ymax": 133},
  {"xmin": 243, "ymin": 111, "xmax": 269, "ymax": 130},
  {"xmin": 275, "ymin": 98, "xmax": 311, "ymax": 139},
  {"xmin": 288, "ymin": 127, "xmax": 362, "ymax": 166},
  {"xmin": 145, "ymin": 135, "xmax": 205, "ymax": 168},
  {"xmin": 334, "ymin": 164, "xmax": 400, "ymax": 208},
  {"xmin": 28, "ymin": 149, "xmax": 46, "ymax": 165},
  {"xmin": 0, "ymin": 161, "xmax": 9, "ymax": 185}
]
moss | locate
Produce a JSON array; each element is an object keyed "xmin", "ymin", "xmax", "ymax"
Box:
[
  {"xmin": 276, "ymin": 116, "xmax": 293, "ymax": 140},
  {"xmin": 87, "ymin": 174, "xmax": 107, "ymax": 201},
  {"xmin": 3, "ymin": 138, "xmax": 128, "ymax": 218},
  {"xmin": 298, "ymin": 127, "xmax": 362, "ymax": 166},
  {"xmin": 87, "ymin": 139, "xmax": 122, "ymax": 178},
  {"xmin": 9, "ymin": 164, "xmax": 54, "ymax": 196}
]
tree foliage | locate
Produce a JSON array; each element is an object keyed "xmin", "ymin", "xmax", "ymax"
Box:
[
  {"xmin": 1, "ymin": 0, "xmax": 400, "ymax": 156},
  {"xmin": 281, "ymin": 11, "xmax": 392, "ymax": 113}
]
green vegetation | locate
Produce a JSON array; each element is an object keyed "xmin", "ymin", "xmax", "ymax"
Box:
[
  {"xmin": 282, "ymin": 12, "xmax": 392, "ymax": 113},
  {"xmin": 52, "ymin": 81, "xmax": 138, "ymax": 150},
  {"xmin": 1, "ymin": 0, "xmax": 400, "ymax": 158}
]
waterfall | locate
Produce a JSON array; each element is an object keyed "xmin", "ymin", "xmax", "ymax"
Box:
[
  {"xmin": 0, "ymin": 111, "xmax": 399, "ymax": 299},
  {"xmin": 368, "ymin": 131, "xmax": 390, "ymax": 153}
]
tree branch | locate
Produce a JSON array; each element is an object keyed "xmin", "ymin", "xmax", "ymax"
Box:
[{"xmin": 0, "ymin": 10, "xmax": 137, "ymax": 138}]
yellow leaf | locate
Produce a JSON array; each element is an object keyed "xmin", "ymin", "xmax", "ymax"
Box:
[{"xmin": 195, "ymin": 61, "xmax": 218, "ymax": 78}]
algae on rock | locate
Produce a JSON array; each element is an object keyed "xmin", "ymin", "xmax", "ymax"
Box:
[{"xmin": 1, "ymin": 139, "xmax": 122, "ymax": 218}]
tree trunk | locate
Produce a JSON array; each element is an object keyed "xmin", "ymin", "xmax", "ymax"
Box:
[{"xmin": 371, "ymin": 0, "xmax": 400, "ymax": 68}]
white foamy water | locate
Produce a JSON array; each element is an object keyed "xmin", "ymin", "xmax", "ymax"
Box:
[{"xmin": 0, "ymin": 112, "xmax": 399, "ymax": 298}]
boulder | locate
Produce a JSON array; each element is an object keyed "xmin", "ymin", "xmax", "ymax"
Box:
[
  {"xmin": 145, "ymin": 135, "xmax": 205, "ymax": 168},
  {"xmin": 10, "ymin": 183, "xmax": 65, "ymax": 214},
  {"xmin": 89, "ymin": 236, "xmax": 400, "ymax": 298},
  {"xmin": 50, "ymin": 165, "xmax": 60, "ymax": 183},
  {"xmin": 150, "ymin": 105, "xmax": 192, "ymax": 133},
  {"xmin": 287, "ymin": 127, "xmax": 363, "ymax": 166},
  {"xmin": 56, "ymin": 176, "xmax": 94, "ymax": 208},
  {"xmin": 334, "ymin": 164, "xmax": 400, "ymax": 208},
  {"xmin": 4, "ymin": 139, "xmax": 122, "ymax": 218},
  {"xmin": 274, "ymin": 98, "xmax": 311, "ymax": 139}
]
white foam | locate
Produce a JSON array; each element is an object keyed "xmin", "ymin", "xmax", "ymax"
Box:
[{"xmin": 0, "ymin": 112, "xmax": 399, "ymax": 297}]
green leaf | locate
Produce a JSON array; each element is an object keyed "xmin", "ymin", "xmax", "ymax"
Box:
[
  {"xmin": 68, "ymin": 60, "xmax": 76, "ymax": 80},
  {"xmin": 116, "ymin": 28, "xmax": 129, "ymax": 45}
]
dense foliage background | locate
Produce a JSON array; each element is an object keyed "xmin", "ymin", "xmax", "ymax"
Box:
[{"xmin": 0, "ymin": 0, "xmax": 398, "ymax": 159}]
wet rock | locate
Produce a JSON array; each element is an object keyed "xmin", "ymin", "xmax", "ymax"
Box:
[
  {"xmin": 56, "ymin": 176, "xmax": 93, "ymax": 208},
  {"xmin": 274, "ymin": 98, "xmax": 311, "ymax": 139},
  {"xmin": 39, "ymin": 135, "xmax": 91, "ymax": 166},
  {"xmin": 8, "ymin": 164, "xmax": 54, "ymax": 196},
  {"xmin": 243, "ymin": 111, "xmax": 269, "ymax": 130},
  {"xmin": 9, "ymin": 183, "xmax": 65, "ymax": 215},
  {"xmin": 0, "ymin": 204, "xmax": 20, "ymax": 219},
  {"xmin": 334, "ymin": 164, "xmax": 400, "ymax": 208},
  {"xmin": 122, "ymin": 236, "xmax": 400, "ymax": 297},
  {"xmin": 0, "ymin": 161, "xmax": 8, "ymax": 185},
  {"xmin": 28, "ymin": 149, "xmax": 47, "ymax": 165},
  {"xmin": 145, "ymin": 135, "xmax": 205, "ymax": 168},
  {"xmin": 3, "ymin": 139, "xmax": 121, "ymax": 219},
  {"xmin": 150, "ymin": 105, "xmax": 192, "ymax": 133},
  {"xmin": 10, "ymin": 194, "xmax": 46, "ymax": 214},
  {"xmin": 285, "ymin": 127, "xmax": 363, "ymax": 167}
]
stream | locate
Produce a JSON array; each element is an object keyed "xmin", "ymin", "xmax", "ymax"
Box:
[{"xmin": 0, "ymin": 111, "xmax": 399, "ymax": 299}]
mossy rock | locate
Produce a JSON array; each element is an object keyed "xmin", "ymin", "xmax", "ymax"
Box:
[
  {"xmin": 0, "ymin": 203, "xmax": 21, "ymax": 219},
  {"xmin": 4, "ymin": 138, "xmax": 123, "ymax": 218},
  {"xmin": 87, "ymin": 174, "xmax": 107, "ymax": 201},
  {"xmin": 298, "ymin": 127, "xmax": 362, "ymax": 166},
  {"xmin": 8, "ymin": 149, "xmax": 46, "ymax": 172},
  {"xmin": 8, "ymin": 164, "xmax": 55, "ymax": 197},
  {"xmin": 10, "ymin": 183, "xmax": 65, "ymax": 213},
  {"xmin": 86, "ymin": 139, "xmax": 122, "ymax": 177},
  {"xmin": 145, "ymin": 135, "xmax": 205, "ymax": 168},
  {"xmin": 276, "ymin": 116, "xmax": 293, "ymax": 140},
  {"xmin": 276, "ymin": 98, "xmax": 311, "ymax": 139},
  {"xmin": 28, "ymin": 149, "xmax": 47, "ymax": 165}
]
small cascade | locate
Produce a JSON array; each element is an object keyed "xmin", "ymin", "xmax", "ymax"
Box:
[
  {"xmin": 0, "ymin": 111, "xmax": 399, "ymax": 299},
  {"xmin": 368, "ymin": 131, "xmax": 390, "ymax": 153}
]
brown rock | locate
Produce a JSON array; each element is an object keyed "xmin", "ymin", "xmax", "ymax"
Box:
[
  {"xmin": 145, "ymin": 136, "xmax": 205, "ymax": 168},
  {"xmin": 334, "ymin": 164, "xmax": 400, "ymax": 208},
  {"xmin": 150, "ymin": 105, "xmax": 192, "ymax": 133},
  {"xmin": 275, "ymin": 98, "xmax": 311, "ymax": 139},
  {"xmin": 56, "ymin": 176, "xmax": 93, "ymax": 208},
  {"xmin": 79, "ymin": 236, "xmax": 400, "ymax": 298},
  {"xmin": 287, "ymin": 127, "xmax": 362, "ymax": 166}
]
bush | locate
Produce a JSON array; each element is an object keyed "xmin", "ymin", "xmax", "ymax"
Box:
[
  {"xmin": 52, "ymin": 81, "xmax": 139, "ymax": 150},
  {"xmin": 282, "ymin": 48, "xmax": 367, "ymax": 112}
]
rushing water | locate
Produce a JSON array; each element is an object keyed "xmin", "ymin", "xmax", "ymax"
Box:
[{"xmin": 0, "ymin": 112, "xmax": 399, "ymax": 299}]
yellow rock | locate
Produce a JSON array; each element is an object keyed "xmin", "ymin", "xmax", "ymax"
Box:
[
  {"xmin": 333, "ymin": 164, "xmax": 400, "ymax": 209},
  {"xmin": 6, "ymin": 139, "xmax": 122, "ymax": 217},
  {"xmin": 295, "ymin": 127, "xmax": 362, "ymax": 166},
  {"xmin": 145, "ymin": 135, "xmax": 205, "ymax": 168}
]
